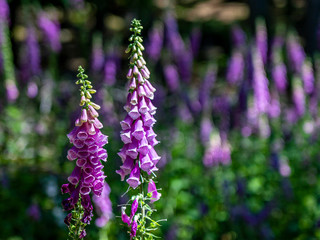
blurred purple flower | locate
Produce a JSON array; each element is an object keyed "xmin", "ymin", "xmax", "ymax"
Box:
[
  {"xmin": 268, "ymin": 91, "xmax": 280, "ymax": 119},
  {"xmin": 93, "ymin": 182, "xmax": 113, "ymax": 227},
  {"xmin": 256, "ymin": 19, "xmax": 268, "ymax": 65},
  {"xmin": 203, "ymin": 132, "xmax": 231, "ymax": 167},
  {"xmin": 292, "ymin": 76, "xmax": 305, "ymax": 117},
  {"xmin": 301, "ymin": 60, "xmax": 314, "ymax": 94},
  {"xmin": 91, "ymin": 35, "xmax": 104, "ymax": 73},
  {"xmin": 20, "ymin": 27, "xmax": 41, "ymax": 84},
  {"xmin": 252, "ymin": 48, "xmax": 270, "ymax": 115},
  {"xmin": 200, "ymin": 117, "xmax": 213, "ymax": 144},
  {"xmin": 279, "ymin": 160, "xmax": 291, "ymax": 177},
  {"xmin": 27, "ymin": 81, "xmax": 38, "ymax": 98},
  {"xmin": 190, "ymin": 27, "xmax": 202, "ymax": 57},
  {"xmin": 6, "ymin": 81, "xmax": 19, "ymax": 102},
  {"xmin": 199, "ymin": 65, "xmax": 216, "ymax": 110},
  {"xmin": 0, "ymin": 0, "xmax": 9, "ymax": 22},
  {"xmin": 226, "ymin": 50, "xmax": 244, "ymax": 85},
  {"xmin": 272, "ymin": 63, "xmax": 287, "ymax": 93},
  {"xmin": 231, "ymin": 25, "xmax": 246, "ymax": 47},
  {"xmin": 164, "ymin": 64, "xmax": 179, "ymax": 92},
  {"xmin": 27, "ymin": 203, "xmax": 41, "ymax": 221},
  {"xmin": 176, "ymin": 48, "xmax": 193, "ymax": 83},
  {"xmin": 146, "ymin": 23, "xmax": 163, "ymax": 62},
  {"xmin": 104, "ymin": 54, "xmax": 118, "ymax": 86},
  {"xmin": 165, "ymin": 13, "xmax": 193, "ymax": 83},
  {"xmin": 38, "ymin": 13, "xmax": 61, "ymax": 52},
  {"xmin": 165, "ymin": 13, "xmax": 184, "ymax": 55},
  {"xmin": 286, "ymin": 33, "xmax": 305, "ymax": 73}
]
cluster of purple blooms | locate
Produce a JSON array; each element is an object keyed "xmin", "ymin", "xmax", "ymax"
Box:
[
  {"xmin": 61, "ymin": 67, "xmax": 108, "ymax": 238},
  {"xmin": 116, "ymin": 31, "xmax": 161, "ymax": 190},
  {"xmin": 117, "ymin": 18, "xmax": 162, "ymax": 239}
]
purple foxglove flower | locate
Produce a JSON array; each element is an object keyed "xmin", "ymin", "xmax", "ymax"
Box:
[
  {"xmin": 121, "ymin": 207, "xmax": 131, "ymax": 226},
  {"xmin": 79, "ymin": 230, "xmax": 86, "ymax": 239},
  {"xmin": 0, "ymin": 0, "xmax": 9, "ymax": 23},
  {"xmin": 165, "ymin": 13, "xmax": 184, "ymax": 56},
  {"xmin": 93, "ymin": 182, "xmax": 113, "ymax": 227},
  {"xmin": 199, "ymin": 65, "xmax": 216, "ymax": 110},
  {"xmin": 226, "ymin": 50, "xmax": 244, "ymax": 85},
  {"xmin": 272, "ymin": 63, "xmax": 287, "ymax": 93},
  {"xmin": 203, "ymin": 131, "xmax": 231, "ymax": 167},
  {"xmin": 252, "ymin": 48, "xmax": 270, "ymax": 115},
  {"xmin": 231, "ymin": 25, "xmax": 246, "ymax": 47},
  {"xmin": 190, "ymin": 27, "xmax": 201, "ymax": 57},
  {"xmin": 130, "ymin": 198, "xmax": 138, "ymax": 218},
  {"xmin": 256, "ymin": 19, "xmax": 268, "ymax": 65},
  {"xmin": 301, "ymin": 59, "xmax": 314, "ymax": 94},
  {"xmin": 61, "ymin": 67, "xmax": 108, "ymax": 236},
  {"xmin": 176, "ymin": 48, "xmax": 193, "ymax": 83},
  {"xmin": 104, "ymin": 54, "xmax": 118, "ymax": 86},
  {"xmin": 268, "ymin": 90, "xmax": 280, "ymax": 119},
  {"xmin": 165, "ymin": 13, "xmax": 193, "ymax": 83},
  {"xmin": 91, "ymin": 34, "xmax": 104, "ymax": 72},
  {"xmin": 200, "ymin": 117, "xmax": 213, "ymax": 144},
  {"xmin": 38, "ymin": 13, "xmax": 61, "ymax": 52},
  {"xmin": 19, "ymin": 26, "xmax": 41, "ymax": 86},
  {"xmin": 131, "ymin": 219, "xmax": 138, "ymax": 238},
  {"xmin": 148, "ymin": 179, "xmax": 161, "ymax": 203},
  {"xmin": 279, "ymin": 160, "xmax": 291, "ymax": 177},
  {"xmin": 117, "ymin": 20, "xmax": 161, "ymax": 189},
  {"xmin": 286, "ymin": 33, "xmax": 305, "ymax": 73},
  {"xmin": 146, "ymin": 22, "xmax": 163, "ymax": 62},
  {"xmin": 6, "ymin": 81, "xmax": 19, "ymax": 102},
  {"xmin": 163, "ymin": 64, "xmax": 179, "ymax": 92}
]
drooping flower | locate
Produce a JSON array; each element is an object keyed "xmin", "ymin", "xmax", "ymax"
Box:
[
  {"xmin": 93, "ymin": 182, "xmax": 113, "ymax": 227},
  {"xmin": 61, "ymin": 66, "xmax": 108, "ymax": 237},
  {"xmin": 103, "ymin": 51, "xmax": 119, "ymax": 86},
  {"xmin": 116, "ymin": 19, "xmax": 161, "ymax": 189},
  {"xmin": 148, "ymin": 179, "xmax": 161, "ymax": 203},
  {"xmin": 38, "ymin": 12, "xmax": 61, "ymax": 52},
  {"xmin": 121, "ymin": 198, "xmax": 139, "ymax": 238}
]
